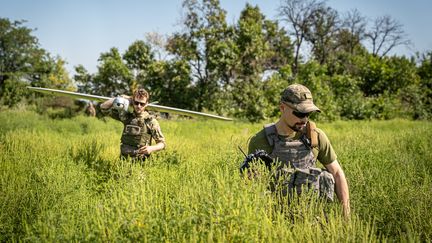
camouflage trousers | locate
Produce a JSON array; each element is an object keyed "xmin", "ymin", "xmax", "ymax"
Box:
[{"xmin": 270, "ymin": 167, "xmax": 335, "ymax": 202}]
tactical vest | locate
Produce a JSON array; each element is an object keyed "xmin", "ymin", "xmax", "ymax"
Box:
[
  {"xmin": 264, "ymin": 123, "xmax": 316, "ymax": 169},
  {"xmin": 120, "ymin": 114, "xmax": 153, "ymax": 153},
  {"xmin": 264, "ymin": 122, "xmax": 334, "ymax": 201}
]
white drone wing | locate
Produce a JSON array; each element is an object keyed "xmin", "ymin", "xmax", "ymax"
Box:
[{"xmin": 27, "ymin": 86, "xmax": 233, "ymax": 121}]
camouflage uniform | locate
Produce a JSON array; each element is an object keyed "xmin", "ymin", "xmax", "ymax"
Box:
[{"xmin": 101, "ymin": 108, "xmax": 165, "ymax": 160}]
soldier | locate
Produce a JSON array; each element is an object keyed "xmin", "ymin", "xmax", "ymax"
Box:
[
  {"xmin": 100, "ymin": 88, "xmax": 165, "ymax": 160},
  {"xmin": 246, "ymin": 84, "xmax": 350, "ymax": 218}
]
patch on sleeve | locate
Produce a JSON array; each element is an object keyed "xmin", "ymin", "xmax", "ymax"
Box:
[{"xmin": 150, "ymin": 118, "xmax": 165, "ymax": 143}]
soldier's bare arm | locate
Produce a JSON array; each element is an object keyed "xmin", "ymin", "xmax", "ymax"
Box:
[
  {"xmin": 100, "ymin": 97, "xmax": 115, "ymax": 110},
  {"xmin": 324, "ymin": 160, "xmax": 350, "ymax": 218},
  {"xmin": 138, "ymin": 142, "xmax": 165, "ymax": 155}
]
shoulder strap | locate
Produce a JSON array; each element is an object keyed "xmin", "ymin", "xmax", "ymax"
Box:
[
  {"xmin": 264, "ymin": 123, "xmax": 278, "ymax": 148},
  {"xmin": 264, "ymin": 122, "xmax": 318, "ymax": 148},
  {"xmin": 306, "ymin": 121, "xmax": 318, "ymax": 148}
]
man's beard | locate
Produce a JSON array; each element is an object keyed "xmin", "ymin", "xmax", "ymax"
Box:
[
  {"xmin": 134, "ymin": 108, "xmax": 144, "ymax": 114},
  {"xmin": 289, "ymin": 122, "xmax": 306, "ymax": 132}
]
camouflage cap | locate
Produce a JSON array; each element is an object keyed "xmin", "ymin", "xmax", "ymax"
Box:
[{"xmin": 280, "ymin": 84, "xmax": 321, "ymax": 113}]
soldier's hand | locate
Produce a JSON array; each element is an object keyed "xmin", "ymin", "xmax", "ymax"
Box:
[
  {"xmin": 120, "ymin": 94, "xmax": 132, "ymax": 103},
  {"xmin": 137, "ymin": 145, "xmax": 153, "ymax": 155},
  {"xmin": 343, "ymin": 201, "xmax": 351, "ymax": 220}
]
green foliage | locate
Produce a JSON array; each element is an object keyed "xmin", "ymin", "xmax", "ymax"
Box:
[
  {"xmin": 229, "ymin": 4, "xmax": 295, "ymax": 122},
  {"xmin": 1, "ymin": 78, "xmax": 27, "ymax": 107},
  {"xmin": 304, "ymin": 5, "xmax": 339, "ymax": 65},
  {"xmin": 262, "ymin": 20, "xmax": 293, "ymax": 69},
  {"xmin": 1, "ymin": 110, "xmax": 431, "ymax": 241},
  {"xmin": 295, "ymin": 62, "xmax": 338, "ymax": 121},
  {"xmin": 167, "ymin": 0, "xmax": 234, "ymax": 112},
  {"xmin": 123, "ymin": 40, "xmax": 154, "ymax": 72},
  {"xmin": 145, "ymin": 60, "xmax": 193, "ymax": 109},
  {"xmin": 231, "ymin": 76, "xmax": 269, "ymax": 122},
  {"xmin": 236, "ymin": 4, "xmax": 267, "ymax": 75},
  {"xmin": 330, "ymin": 75, "xmax": 370, "ymax": 119},
  {"xmin": 74, "ymin": 65, "xmax": 94, "ymax": 94},
  {"xmin": 2, "ymin": 5, "xmax": 432, "ymax": 122},
  {"xmin": 123, "ymin": 40, "xmax": 155, "ymax": 90},
  {"xmin": 230, "ymin": 4, "xmax": 269, "ymax": 121},
  {"xmin": 398, "ymin": 84, "xmax": 431, "ymax": 120},
  {"xmin": 0, "ymin": 18, "xmax": 39, "ymax": 89},
  {"xmin": 0, "ymin": 18, "xmax": 74, "ymax": 106},
  {"xmin": 416, "ymin": 51, "xmax": 432, "ymax": 119},
  {"xmin": 262, "ymin": 72, "xmax": 289, "ymax": 118},
  {"xmin": 30, "ymin": 56, "xmax": 75, "ymax": 91},
  {"xmin": 93, "ymin": 48, "xmax": 133, "ymax": 97},
  {"xmin": 358, "ymin": 54, "xmax": 419, "ymax": 96}
]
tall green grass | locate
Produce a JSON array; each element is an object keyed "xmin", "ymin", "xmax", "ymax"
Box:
[{"xmin": 1, "ymin": 110, "xmax": 431, "ymax": 241}]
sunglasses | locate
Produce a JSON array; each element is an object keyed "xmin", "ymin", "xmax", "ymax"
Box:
[
  {"xmin": 292, "ymin": 110, "xmax": 310, "ymax": 119},
  {"xmin": 134, "ymin": 101, "xmax": 147, "ymax": 106}
]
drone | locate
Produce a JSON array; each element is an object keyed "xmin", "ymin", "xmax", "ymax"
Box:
[{"xmin": 27, "ymin": 86, "xmax": 233, "ymax": 121}]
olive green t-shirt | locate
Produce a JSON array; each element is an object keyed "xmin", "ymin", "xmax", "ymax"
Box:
[{"xmin": 247, "ymin": 126, "xmax": 337, "ymax": 165}]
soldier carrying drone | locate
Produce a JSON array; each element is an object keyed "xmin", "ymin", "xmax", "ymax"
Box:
[
  {"xmin": 27, "ymin": 86, "xmax": 232, "ymax": 160},
  {"xmin": 100, "ymin": 88, "xmax": 165, "ymax": 160}
]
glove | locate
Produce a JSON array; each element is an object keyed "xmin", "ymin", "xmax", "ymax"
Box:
[{"xmin": 239, "ymin": 150, "xmax": 274, "ymax": 174}]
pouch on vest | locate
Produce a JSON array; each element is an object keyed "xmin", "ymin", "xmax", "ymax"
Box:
[
  {"xmin": 121, "ymin": 144, "xmax": 138, "ymax": 157},
  {"xmin": 270, "ymin": 167, "xmax": 334, "ymax": 202},
  {"xmin": 120, "ymin": 144, "xmax": 149, "ymax": 160},
  {"xmin": 318, "ymin": 170, "xmax": 335, "ymax": 202},
  {"xmin": 125, "ymin": 125, "xmax": 141, "ymax": 135}
]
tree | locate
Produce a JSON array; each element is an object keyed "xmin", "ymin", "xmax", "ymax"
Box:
[
  {"xmin": 339, "ymin": 9, "xmax": 367, "ymax": 55},
  {"xmin": 327, "ymin": 10, "xmax": 368, "ymax": 76},
  {"xmin": 303, "ymin": 5, "xmax": 340, "ymax": 65},
  {"xmin": 92, "ymin": 47, "xmax": 132, "ymax": 97},
  {"xmin": 414, "ymin": 51, "xmax": 432, "ymax": 119},
  {"xmin": 0, "ymin": 18, "xmax": 36, "ymax": 89},
  {"xmin": 262, "ymin": 20, "xmax": 293, "ymax": 71},
  {"xmin": 45, "ymin": 57, "xmax": 75, "ymax": 91},
  {"xmin": 230, "ymin": 4, "xmax": 269, "ymax": 121},
  {"xmin": 294, "ymin": 61, "xmax": 338, "ymax": 121},
  {"xmin": 235, "ymin": 4, "xmax": 268, "ymax": 76},
  {"xmin": 74, "ymin": 65, "xmax": 94, "ymax": 94},
  {"xmin": 123, "ymin": 40, "xmax": 155, "ymax": 90},
  {"xmin": 227, "ymin": 4, "xmax": 293, "ymax": 121},
  {"xmin": 0, "ymin": 18, "xmax": 77, "ymax": 107},
  {"xmin": 358, "ymin": 54, "xmax": 419, "ymax": 96},
  {"xmin": 365, "ymin": 15, "xmax": 411, "ymax": 57},
  {"xmin": 167, "ymin": 0, "xmax": 236, "ymax": 112},
  {"xmin": 145, "ymin": 32, "xmax": 169, "ymax": 61},
  {"xmin": 0, "ymin": 18, "xmax": 52, "ymax": 102},
  {"xmin": 277, "ymin": 0, "xmax": 325, "ymax": 75},
  {"xmin": 145, "ymin": 59, "xmax": 193, "ymax": 109}
]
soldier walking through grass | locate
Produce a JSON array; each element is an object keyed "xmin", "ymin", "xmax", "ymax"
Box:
[
  {"xmin": 245, "ymin": 84, "xmax": 350, "ymax": 218},
  {"xmin": 100, "ymin": 88, "xmax": 165, "ymax": 160}
]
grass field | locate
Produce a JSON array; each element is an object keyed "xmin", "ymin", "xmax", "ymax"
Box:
[{"xmin": 1, "ymin": 110, "xmax": 431, "ymax": 242}]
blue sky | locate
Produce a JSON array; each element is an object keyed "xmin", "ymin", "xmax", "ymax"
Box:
[{"xmin": 1, "ymin": 0, "xmax": 431, "ymax": 74}]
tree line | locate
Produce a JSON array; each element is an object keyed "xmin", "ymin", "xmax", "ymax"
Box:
[{"xmin": 1, "ymin": 0, "xmax": 431, "ymax": 121}]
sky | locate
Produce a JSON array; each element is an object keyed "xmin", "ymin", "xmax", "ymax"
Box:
[{"xmin": 1, "ymin": 0, "xmax": 431, "ymax": 74}]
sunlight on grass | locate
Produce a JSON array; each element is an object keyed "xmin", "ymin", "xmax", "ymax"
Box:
[{"xmin": 1, "ymin": 110, "xmax": 431, "ymax": 241}]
